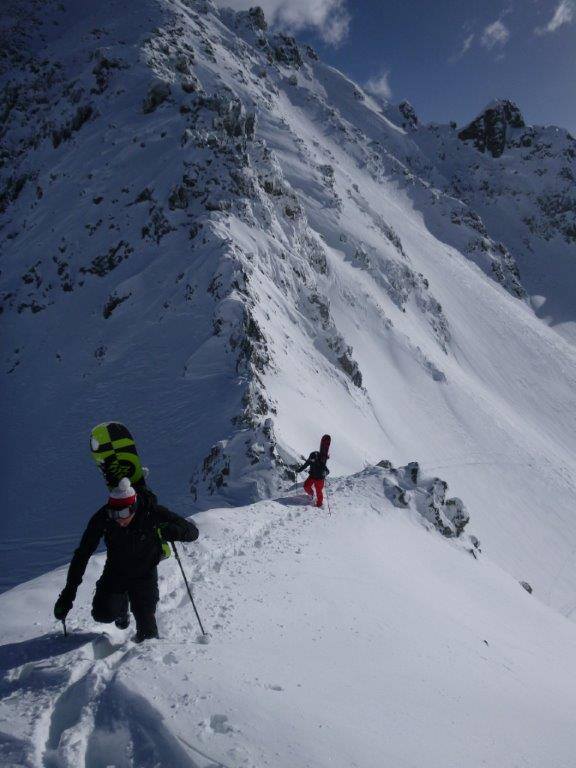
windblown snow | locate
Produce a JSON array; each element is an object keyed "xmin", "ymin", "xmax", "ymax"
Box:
[{"xmin": 1, "ymin": 0, "xmax": 576, "ymax": 764}]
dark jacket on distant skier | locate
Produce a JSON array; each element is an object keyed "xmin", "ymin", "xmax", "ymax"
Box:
[{"xmin": 298, "ymin": 451, "xmax": 329, "ymax": 480}]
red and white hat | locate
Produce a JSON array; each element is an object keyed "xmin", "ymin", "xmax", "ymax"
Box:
[{"xmin": 108, "ymin": 477, "xmax": 137, "ymax": 509}]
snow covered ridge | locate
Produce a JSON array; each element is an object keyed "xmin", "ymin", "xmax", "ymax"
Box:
[
  {"xmin": 2, "ymin": 0, "xmax": 576, "ymax": 592},
  {"xmin": 2, "ymin": 473, "xmax": 576, "ymax": 768},
  {"xmin": 1, "ymin": 0, "xmax": 452, "ymax": 509},
  {"xmin": 331, "ymin": 460, "xmax": 478, "ymax": 549}
]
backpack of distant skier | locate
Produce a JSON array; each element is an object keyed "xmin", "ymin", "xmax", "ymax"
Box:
[{"xmin": 309, "ymin": 450, "xmax": 329, "ymax": 479}]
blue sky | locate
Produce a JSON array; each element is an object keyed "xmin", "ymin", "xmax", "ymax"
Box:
[{"xmin": 223, "ymin": 0, "xmax": 576, "ymax": 132}]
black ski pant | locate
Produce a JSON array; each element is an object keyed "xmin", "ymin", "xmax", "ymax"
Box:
[{"xmin": 92, "ymin": 567, "xmax": 159, "ymax": 641}]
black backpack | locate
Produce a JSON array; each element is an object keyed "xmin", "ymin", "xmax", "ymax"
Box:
[{"xmin": 309, "ymin": 451, "xmax": 328, "ymax": 479}]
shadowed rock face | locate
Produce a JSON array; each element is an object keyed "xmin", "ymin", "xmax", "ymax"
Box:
[
  {"xmin": 458, "ymin": 100, "xmax": 526, "ymax": 158},
  {"xmin": 398, "ymin": 100, "xmax": 418, "ymax": 130},
  {"xmin": 248, "ymin": 6, "xmax": 267, "ymax": 31}
]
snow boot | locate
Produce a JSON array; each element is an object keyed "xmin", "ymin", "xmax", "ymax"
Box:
[
  {"xmin": 114, "ymin": 595, "xmax": 130, "ymax": 630},
  {"xmin": 115, "ymin": 613, "xmax": 130, "ymax": 630},
  {"xmin": 134, "ymin": 613, "xmax": 159, "ymax": 642}
]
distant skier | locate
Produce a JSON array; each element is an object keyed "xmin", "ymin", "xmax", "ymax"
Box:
[
  {"xmin": 53, "ymin": 478, "xmax": 199, "ymax": 642},
  {"xmin": 297, "ymin": 450, "xmax": 329, "ymax": 508}
]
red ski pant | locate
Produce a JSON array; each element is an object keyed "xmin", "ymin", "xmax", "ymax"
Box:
[{"xmin": 304, "ymin": 477, "xmax": 324, "ymax": 507}]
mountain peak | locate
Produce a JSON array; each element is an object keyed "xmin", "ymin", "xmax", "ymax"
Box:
[
  {"xmin": 482, "ymin": 99, "xmax": 525, "ymax": 124},
  {"xmin": 458, "ymin": 99, "xmax": 525, "ymax": 157},
  {"xmin": 234, "ymin": 5, "xmax": 268, "ymax": 32}
]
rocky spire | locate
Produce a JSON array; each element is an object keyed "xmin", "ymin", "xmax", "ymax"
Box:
[
  {"xmin": 458, "ymin": 99, "xmax": 526, "ymax": 158},
  {"xmin": 398, "ymin": 100, "xmax": 419, "ymax": 130}
]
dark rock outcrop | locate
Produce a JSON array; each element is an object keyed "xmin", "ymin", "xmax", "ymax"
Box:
[
  {"xmin": 458, "ymin": 100, "xmax": 525, "ymax": 158},
  {"xmin": 378, "ymin": 460, "xmax": 471, "ymax": 539},
  {"xmin": 398, "ymin": 100, "xmax": 418, "ymax": 130}
]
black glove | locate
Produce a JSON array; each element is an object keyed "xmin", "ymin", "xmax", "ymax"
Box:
[
  {"xmin": 158, "ymin": 519, "xmax": 199, "ymax": 543},
  {"xmin": 54, "ymin": 588, "xmax": 75, "ymax": 620}
]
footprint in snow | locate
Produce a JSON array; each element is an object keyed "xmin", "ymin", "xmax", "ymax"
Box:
[{"xmin": 0, "ymin": 662, "xmax": 69, "ymax": 696}]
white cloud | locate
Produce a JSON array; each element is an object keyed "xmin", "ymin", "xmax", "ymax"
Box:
[
  {"xmin": 460, "ymin": 32, "xmax": 476, "ymax": 55},
  {"xmin": 481, "ymin": 19, "xmax": 510, "ymax": 49},
  {"xmin": 535, "ymin": 0, "xmax": 574, "ymax": 34},
  {"xmin": 218, "ymin": 0, "xmax": 351, "ymax": 45},
  {"xmin": 449, "ymin": 32, "xmax": 475, "ymax": 63},
  {"xmin": 364, "ymin": 70, "xmax": 392, "ymax": 100}
]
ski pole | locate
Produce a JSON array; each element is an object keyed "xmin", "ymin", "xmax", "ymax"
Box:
[
  {"xmin": 171, "ymin": 541, "xmax": 207, "ymax": 636},
  {"xmin": 61, "ymin": 618, "xmax": 67, "ymax": 637},
  {"xmin": 325, "ymin": 483, "xmax": 332, "ymax": 516}
]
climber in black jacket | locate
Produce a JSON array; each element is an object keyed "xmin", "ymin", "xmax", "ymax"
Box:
[{"xmin": 53, "ymin": 477, "xmax": 199, "ymax": 642}]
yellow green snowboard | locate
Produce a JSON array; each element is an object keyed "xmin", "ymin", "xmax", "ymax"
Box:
[
  {"xmin": 90, "ymin": 421, "xmax": 145, "ymax": 490},
  {"xmin": 90, "ymin": 422, "xmax": 171, "ymax": 559}
]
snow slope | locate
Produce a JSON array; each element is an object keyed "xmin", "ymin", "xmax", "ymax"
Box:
[
  {"xmin": 2, "ymin": 473, "xmax": 576, "ymax": 768},
  {"xmin": 3, "ymin": 2, "xmax": 576, "ymax": 763},
  {"xmin": 1, "ymin": 0, "xmax": 576, "ymax": 638}
]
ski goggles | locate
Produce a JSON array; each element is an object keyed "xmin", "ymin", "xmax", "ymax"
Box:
[{"xmin": 107, "ymin": 502, "xmax": 137, "ymax": 520}]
